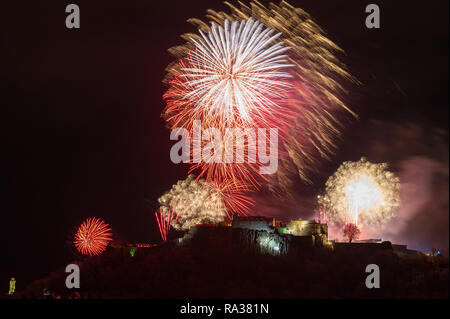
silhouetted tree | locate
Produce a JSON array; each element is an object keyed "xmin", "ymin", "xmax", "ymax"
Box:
[{"xmin": 343, "ymin": 223, "xmax": 360, "ymax": 243}]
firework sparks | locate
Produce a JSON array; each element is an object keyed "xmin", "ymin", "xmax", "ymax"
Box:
[
  {"xmin": 155, "ymin": 207, "xmax": 176, "ymax": 241},
  {"xmin": 158, "ymin": 175, "xmax": 253, "ymax": 231},
  {"xmin": 177, "ymin": 18, "xmax": 292, "ymax": 124},
  {"xmin": 343, "ymin": 176, "xmax": 383, "ymax": 225},
  {"xmin": 164, "ymin": 1, "xmax": 357, "ymax": 192},
  {"xmin": 318, "ymin": 158, "xmax": 400, "ymax": 228},
  {"xmin": 74, "ymin": 218, "xmax": 112, "ymax": 256}
]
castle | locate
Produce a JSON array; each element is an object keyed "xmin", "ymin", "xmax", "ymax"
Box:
[
  {"xmin": 186, "ymin": 215, "xmax": 332, "ymax": 256},
  {"xmin": 122, "ymin": 216, "xmax": 421, "ymax": 258}
]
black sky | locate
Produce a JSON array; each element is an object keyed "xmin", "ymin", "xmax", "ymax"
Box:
[{"xmin": 1, "ymin": 0, "xmax": 448, "ymax": 290}]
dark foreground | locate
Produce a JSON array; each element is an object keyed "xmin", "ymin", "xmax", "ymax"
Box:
[{"xmin": 12, "ymin": 236, "xmax": 449, "ymax": 299}]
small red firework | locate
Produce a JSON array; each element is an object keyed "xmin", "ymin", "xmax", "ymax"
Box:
[
  {"xmin": 318, "ymin": 208, "xmax": 329, "ymax": 225},
  {"xmin": 74, "ymin": 218, "xmax": 112, "ymax": 256},
  {"xmin": 155, "ymin": 208, "xmax": 176, "ymax": 241}
]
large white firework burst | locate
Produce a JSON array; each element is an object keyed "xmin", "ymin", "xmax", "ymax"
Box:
[
  {"xmin": 318, "ymin": 158, "xmax": 400, "ymax": 228},
  {"xmin": 180, "ymin": 18, "xmax": 293, "ymax": 123},
  {"xmin": 158, "ymin": 175, "xmax": 228, "ymax": 231},
  {"xmin": 164, "ymin": 1, "xmax": 358, "ymax": 192}
]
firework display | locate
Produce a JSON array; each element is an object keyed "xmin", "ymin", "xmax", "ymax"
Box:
[
  {"xmin": 74, "ymin": 218, "xmax": 113, "ymax": 256},
  {"xmin": 5, "ymin": 0, "xmax": 449, "ymax": 302},
  {"xmin": 155, "ymin": 207, "xmax": 176, "ymax": 241},
  {"xmin": 318, "ymin": 158, "xmax": 400, "ymax": 228},
  {"xmin": 176, "ymin": 18, "xmax": 293, "ymax": 125},
  {"xmin": 158, "ymin": 175, "xmax": 252, "ymax": 231},
  {"xmin": 164, "ymin": 1, "xmax": 356, "ymax": 194}
]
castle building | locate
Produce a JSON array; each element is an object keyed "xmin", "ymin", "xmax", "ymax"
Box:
[{"xmin": 229, "ymin": 215, "xmax": 332, "ymax": 255}]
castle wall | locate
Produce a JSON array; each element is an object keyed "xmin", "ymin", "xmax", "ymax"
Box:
[
  {"xmin": 189, "ymin": 217, "xmax": 332, "ymax": 256},
  {"xmin": 231, "ymin": 217, "xmax": 274, "ymax": 233},
  {"xmin": 284, "ymin": 220, "xmax": 328, "ymax": 237}
]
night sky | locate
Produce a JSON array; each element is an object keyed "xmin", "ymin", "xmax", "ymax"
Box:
[{"xmin": 2, "ymin": 0, "xmax": 448, "ymax": 290}]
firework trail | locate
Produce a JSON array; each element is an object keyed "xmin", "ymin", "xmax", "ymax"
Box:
[
  {"xmin": 318, "ymin": 158, "xmax": 400, "ymax": 229},
  {"xmin": 158, "ymin": 175, "xmax": 253, "ymax": 231},
  {"xmin": 164, "ymin": 1, "xmax": 357, "ymax": 194},
  {"xmin": 74, "ymin": 218, "xmax": 112, "ymax": 256},
  {"xmin": 155, "ymin": 207, "xmax": 176, "ymax": 241}
]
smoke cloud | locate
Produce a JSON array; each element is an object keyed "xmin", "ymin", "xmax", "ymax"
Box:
[
  {"xmin": 252, "ymin": 121, "xmax": 449, "ymax": 255},
  {"xmin": 378, "ymin": 156, "xmax": 449, "ymax": 254}
]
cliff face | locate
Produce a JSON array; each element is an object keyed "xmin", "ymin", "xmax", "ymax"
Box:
[
  {"xmin": 189, "ymin": 223, "xmax": 329, "ymax": 256},
  {"xmin": 227, "ymin": 217, "xmax": 332, "ymax": 255}
]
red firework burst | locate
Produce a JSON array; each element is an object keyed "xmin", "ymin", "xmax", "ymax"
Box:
[
  {"xmin": 74, "ymin": 218, "xmax": 112, "ymax": 256},
  {"xmin": 210, "ymin": 180, "xmax": 254, "ymax": 218},
  {"xmin": 163, "ymin": 3, "xmax": 357, "ymax": 196}
]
